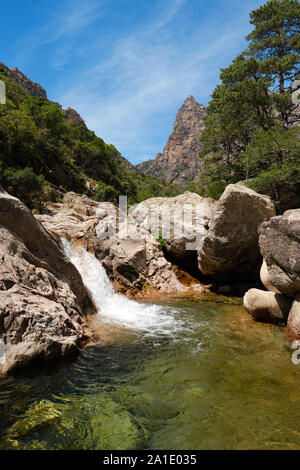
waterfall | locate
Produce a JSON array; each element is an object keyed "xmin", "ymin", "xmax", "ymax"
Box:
[{"xmin": 61, "ymin": 238, "xmax": 185, "ymax": 337}]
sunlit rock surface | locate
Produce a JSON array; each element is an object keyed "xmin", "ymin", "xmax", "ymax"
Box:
[
  {"xmin": 37, "ymin": 192, "xmax": 185, "ymax": 294},
  {"xmin": 0, "ymin": 192, "xmax": 94, "ymax": 376},
  {"xmin": 132, "ymin": 192, "xmax": 217, "ymax": 262},
  {"xmin": 198, "ymin": 184, "xmax": 276, "ymax": 280}
]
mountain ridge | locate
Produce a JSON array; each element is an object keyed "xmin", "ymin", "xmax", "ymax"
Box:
[
  {"xmin": 0, "ymin": 62, "xmax": 180, "ymax": 208},
  {"xmin": 0, "ymin": 63, "xmax": 89, "ymax": 128}
]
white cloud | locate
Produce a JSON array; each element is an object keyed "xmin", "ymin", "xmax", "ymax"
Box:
[
  {"xmin": 150, "ymin": 0, "xmax": 186, "ymax": 32},
  {"xmin": 57, "ymin": 1, "xmax": 249, "ymax": 163},
  {"xmin": 15, "ymin": 0, "xmax": 104, "ymax": 68}
]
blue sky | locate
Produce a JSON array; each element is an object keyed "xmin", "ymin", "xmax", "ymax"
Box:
[{"xmin": 2, "ymin": 0, "xmax": 266, "ymax": 164}]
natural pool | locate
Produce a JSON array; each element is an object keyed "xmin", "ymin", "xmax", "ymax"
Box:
[{"xmin": 1, "ymin": 296, "xmax": 300, "ymax": 450}]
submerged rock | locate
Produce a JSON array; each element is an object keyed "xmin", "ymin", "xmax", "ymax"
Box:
[
  {"xmin": 243, "ymin": 288, "xmax": 292, "ymax": 325},
  {"xmin": 0, "ymin": 192, "xmax": 94, "ymax": 376},
  {"xmin": 2, "ymin": 395, "xmax": 148, "ymax": 450},
  {"xmin": 259, "ymin": 209, "xmax": 300, "ymax": 296},
  {"xmin": 198, "ymin": 183, "xmax": 276, "ymax": 280}
]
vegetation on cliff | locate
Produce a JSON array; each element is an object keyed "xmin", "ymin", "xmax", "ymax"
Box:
[
  {"xmin": 190, "ymin": 0, "xmax": 300, "ymax": 211},
  {"xmin": 0, "ymin": 65, "xmax": 180, "ymax": 209}
]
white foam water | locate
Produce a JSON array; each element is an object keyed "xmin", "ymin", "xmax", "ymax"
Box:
[{"xmin": 61, "ymin": 238, "xmax": 185, "ymax": 337}]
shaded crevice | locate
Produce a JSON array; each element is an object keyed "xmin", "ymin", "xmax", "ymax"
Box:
[
  {"xmin": 162, "ymin": 249, "xmax": 209, "ymax": 285},
  {"xmin": 0, "ymin": 280, "xmax": 15, "ymax": 291},
  {"xmin": 163, "ymin": 249, "xmax": 264, "ymax": 297}
]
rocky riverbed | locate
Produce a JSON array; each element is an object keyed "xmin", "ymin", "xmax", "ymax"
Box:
[{"xmin": 0, "ymin": 183, "xmax": 299, "ymax": 376}]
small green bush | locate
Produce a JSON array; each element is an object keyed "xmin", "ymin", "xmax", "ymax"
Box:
[{"xmin": 155, "ymin": 233, "xmax": 167, "ymax": 248}]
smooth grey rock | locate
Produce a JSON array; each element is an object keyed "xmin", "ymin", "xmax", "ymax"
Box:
[
  {"xmin": 132, "ymin": 192, "xmax": 217, "ymax": 260},
  {"xmin": 37, "ymin": 192, "xmax": 186, "ymax": 294}
]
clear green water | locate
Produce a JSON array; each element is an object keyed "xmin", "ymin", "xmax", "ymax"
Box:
[{"xmin": 1, "ymin": 297, "xmax": 300, "ymax": 450}]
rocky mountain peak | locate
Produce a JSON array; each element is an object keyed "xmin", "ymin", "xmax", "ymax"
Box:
[
  {"xmin": 63, "ymin": 107, "xmax": 86, "ymax": 127},
  {"xmin": 179, "ymin": 95, "xmax": 206, "ymax": 115},
  {"xmin": 136, "ymin": 96, "xmax": 206, "ymax": 185},
  {"xmin": 184, "ymin": 94, "xmax": 196, "ymax": 102}
]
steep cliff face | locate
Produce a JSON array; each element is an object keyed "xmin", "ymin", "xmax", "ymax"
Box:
[{"xmin": 136, "ymin": 96, "xmax": 206, "ymax": 185}]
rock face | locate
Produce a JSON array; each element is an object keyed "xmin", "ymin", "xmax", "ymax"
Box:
[
  {"xmin": 37, "ymin": 192, "xmax": 185, "ymax": 294},
  {"xmin": 63, "ymin": 107, "xmax": 86, "ymax": 127},
  {"xmin": 36, "ymin": 192, "xmax": 107, "ymax": 244},
  {"xmin": 243, "ymin": 209, "xmax": 300, "ymax": 339},
  {"xmin": 0, "ymin": 193, "xmax": 95, "ymax": 376},
  {"xmin": 0, "ymin": 63, "xmax": 47, "ymax": 98},
  {"xmin": 198, "ymin": 184, "xmax": 276, "ymax": 280},
  {"xmin": 259, "ymin": 209, "xmax": 300, "ymax": 296},
  {"xmin": 244, "ymin": 289, "xmax": 292, "ymax": 325},
  {"xmin": 132, "ymin": 192, "xmax": 217, "ymax": 262},
  {"xmin": 136, "ymin": 96, "xmax": 206, "ymax": 185},
  {"xmin": 260, "ymin": 260, "xmax": 280, "ymax": 293}
]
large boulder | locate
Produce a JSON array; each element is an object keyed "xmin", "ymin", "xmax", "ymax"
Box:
[
  {"xmin": 197, "ymin": 184, "xmax": 276, "ymax": 280},
  {"xmin": 259, "ymin": 209, "xmax": 300, "ymax": 296},
  {"xmin": 243, "ymin": 288, "xmax": 292, "ymax": 325},
  {"xmin": 132, "ymin": 192, "xmax": 217, "ymax": 261},
  {"xmin": 0, "ymin": 193, "xmax": 95, "ymax": 376}
]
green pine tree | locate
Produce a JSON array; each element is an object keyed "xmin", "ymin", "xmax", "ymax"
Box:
[{"xmin": 197, "ymin": 0, "xmax": 300, "ymax": 210}]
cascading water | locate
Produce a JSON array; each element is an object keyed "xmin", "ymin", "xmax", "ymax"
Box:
[{"xmin": 61, "ymin": 238, "xmax": 186, "ymax": 337}]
